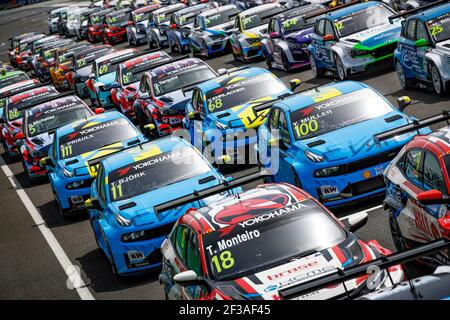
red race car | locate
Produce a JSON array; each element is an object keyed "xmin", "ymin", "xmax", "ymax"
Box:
[
  {"xmin": 378, "ymin": 111, "xmax": 450, "ymax": 263},
  {"xmin": 103, "ymin": 8, "xmax": 132, "ymax": 45},
  {"xmin": 87, "ymin": 8, "xmax": 115, "ymax": 43}
]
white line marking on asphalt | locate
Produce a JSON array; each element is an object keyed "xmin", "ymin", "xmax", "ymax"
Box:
[
  {"xmin": 0, "ymin": 158, "xmax": 95, "ymax": 300},
  {"xmin": 353, "ymin": 204, "xmax": 383, "ymax": 216}
]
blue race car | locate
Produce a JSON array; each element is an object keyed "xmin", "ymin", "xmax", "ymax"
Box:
[
  {"xmin": 20, "ymin": 95, "xmax": 99, "ymax": 183},
  {"xmin": 189, "ymin": 4, "xmax": 241, "ymax": 58},
  {"xmin": 261, "ymin": 3, "xmax": 326, "ymax": 71},
  {"xmin": 308, "ymin": 1, "xmax": 401, "ymax": 80},
  {"xmin": 166, "ymin": 3, "xmax": 212, "ymax": 54},
  {"xmin": 392, "ymin": 1, "xmax": 450, "ymax": 95},
  {"xmin": 183, "ymin": 67, "xmax": 299, "ymax": 165},
  {"xmin": 85, "ymin": 48, "xmax": 140, "ymax": 108},
  {"xmin": 86, "ymin": 136, "xmax": 230, "ymax": 276},
  {"xmin": 41, "ymin": 111, "xmax": 147, "ymax": 217},
  {"xmin": 258, "ymin": 81, "xmax": 430, "ymax": 207}
]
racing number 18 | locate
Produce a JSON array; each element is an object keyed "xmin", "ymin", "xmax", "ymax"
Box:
[{"xmin": 211, "ymin": 250, "xmax": 235, "ymax": 273}]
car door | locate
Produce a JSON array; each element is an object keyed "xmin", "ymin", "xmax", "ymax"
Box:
[
  {"xmin": 185, "ymin": 228, "xmax": 208, "ymax": 299},
  {"xmin": 414, "ymin": 20, "xmax": 432, "ymax": 80},
  {"xmin": 310, "ymin": 18, "xmax": 330, "ymax": 68},
  {"xmin": 398, "ymin": 19, "xmax": 419, "ymax": 78},
  {"xmin": 268, "ymin": 18, "xmax": 283, "ymax": 66}
]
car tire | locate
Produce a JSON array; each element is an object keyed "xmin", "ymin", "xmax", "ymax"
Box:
[
  {"xmin": 309, "ymin": 54, "xmax": 324, "ymax": 78},
  {"xmin": 89, "ymin": 216, "xmax": 101, "ymax": 248},
  {"xmin": 334, "ymin": 54, "xmax": 347, "ymax": 80},
  {"xmin": 263, "ymin": 49, "xmax": 272, "ymax": 69},
  {"xmin": 281, "ymin": 51, "xmax": 290, "ymax": 72},
  {"xmin": 430, "ymin": 62, "xmax": 446, "ymax": 96},
  {"xmin": 395, "ymin": 60, "xmax": 411, "ymax": 90},
  {"xmin": 53, "ymin": 192, "xmax": 70, "ymax": 219},
  {"xmin": 389, "ymin": 210, "xmax": 407, "ymax": 252}
]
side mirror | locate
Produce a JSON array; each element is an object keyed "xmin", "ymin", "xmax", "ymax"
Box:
[
  {"xmin": 14, "ymin": 132, "xmax": 25, "ymax": 140},
  {"xmin": 94, "ymin": 107, "xmax": 105, "ymax": 114},
  {"xmin": 40, "ymin": 156, "xmax": 55, "ymax": 167},
  {"xmin": 267, "ymin": 136, "xmax": 278, "ymax": 147},
  {"xmin": 289, "ymin": 79, "xmax": 301, "ymax": 92},
  {"xmin": 143, "ymin": 123, "xmax": 156, "ymax": 133},
  {"xmin": 340, "ymin": 212, "xmax": 368, "ymax": 233},
  {"xmin": 173, "ymin": 270, "xmax": 205, "ymax": 286},
  {"xmin": 417, "ymin": 189, "xmax": 448, "ymax": 205},
  {"xmin": 85, "ymin": 197, "xmax": 101, "ymax": 209},
  {"xmin": 269, "ymin": 31, "xmax": 280, "ymax": 39},
  {"xmin": 323, "ymin": 34, "xmax": 334, "ymax": 41},
  {"xmin": 397, "ymin": 96, "xmax": 411, "ymax": 112},
  {"xmin": 217, "ymin": 68, "xmax": 227, "ymax": 75},
  {"xmin": 188, "ymin": 111, "xmax": 200, "ymax": 120},
  {"xmin": 170, "ymin": 23, "xmax": 177, "ymax": 29},
  {"xmin": 414, "ymin": 38, "xmax": 428, "ymax": 47},
  {"xmin": 88, "ymin": 73, "xmax": 95, "ymax": 79},
  {"xmin": 140, "ymin": 92, "xmax": 150, "ymax": 100}
]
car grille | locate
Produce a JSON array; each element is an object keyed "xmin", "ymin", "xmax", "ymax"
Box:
[
  {"xmin": 351, "ymin": 175, "xmax": 385, "ymax": 196},
  {"xmin": 291, "ymin": 50, "xmax": 308, "ymax": 62},
  {"xmin": 345, "ymin": 147, "xmax": 400, "ymax": 174},
  {"xmin": 121, "ymin": 222, "xmax": 175, "ymax": 243},
  {"xmin": 371, "ymin": 42, "xmax": 397, "ymax": 59}
]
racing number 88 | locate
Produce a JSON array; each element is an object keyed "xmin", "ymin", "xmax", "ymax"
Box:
[
  {"xmin": 211, "ymin": 250, "xmax": 235, "ymax": 273},
  {"xmin": 294, "ymin": 119, "xmax": 318, "ymax": 137}
]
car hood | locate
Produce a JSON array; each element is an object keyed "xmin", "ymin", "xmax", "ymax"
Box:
[
  {"xmin": 284, "ymin": 27, "xmax": 314, "ymax": 44},
  {"xmin": 154, "ymin": 89, "xmax": 192, "ymax": 112},
  {"xmin": 340, "ymin": 23, "xmax": 400, "ymax": 49},
  {"xmin": 436, "ymin": 39, "xmax": 450, "ymax": 54},
  {"xmin": 110, "ymin": 171, "xmax": 223, "ymax": 226},
  {"xmin": 298, "ymin": 112, "xmax": 415, "ymax": 163},
  {"xmin": 208, "ymin": 21, "xmax": 235, "ymax": 35},
  {"xmin": 96, "ymin": 72, "xmax": 116, "ymax": 85},
  {"xmin": 27, "ymin": 132, "xmax": 54, "ymax": 152},
  {"xmin": 243, "ymin": 24, "xmax": 268, "ymax": 38},
  {"xmin": 136, "ymin": 21, "xmax": 148, "ymax": 30},
  {"xmin": 218, "ymin": 237, "xmax": 381, "ymax": 300}
]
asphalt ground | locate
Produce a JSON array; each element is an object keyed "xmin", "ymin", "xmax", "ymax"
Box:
[{"xmin": 0, "ymin": 0, "xmax": 447, "ymax": 300}]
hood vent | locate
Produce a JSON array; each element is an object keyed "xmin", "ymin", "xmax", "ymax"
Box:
[
  {"xmin": 384, "ymin": 115, "xmax": 403, "ymax": 123},
  {"xmin": 65, "ymin": 159, "xmax": 78, "ymax": 165},
  {"xmin": 307, "ymin": 139, "xmax": 326, "ymax": 148},
  {"xmin": 119, "ymin": 202, "xmax": 137, "ymax": 210}
]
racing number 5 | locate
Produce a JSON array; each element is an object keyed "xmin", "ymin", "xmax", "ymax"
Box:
[{"xmin": 211, "ymin": 250, "xmax": 235, "ymax": 273}]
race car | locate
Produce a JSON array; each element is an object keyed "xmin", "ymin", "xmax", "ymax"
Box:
[
  {"xmin": 111, "ymin": 50, "xmax": 172, "ymax": 121},
  {"xmin": 49, "ymin": 43, "xmax": 92, "ymax": 91},
  {"xmin": 19, "ymin": 95, "xmax": 99, "ymax": 183},
  {"xmin": 27, "ymin": 35, "xmax": 64, "ymax": 73},
  {"xmin": 159, "ymin": 171, "xmax": 404, "ymax": 300},
  {"xmin": 67, "ymin": 45, "xmax": 115, "ymax": 98},
  {"xmin": 102, "ymin": 8, "xmax": 132, "ymax": 45},
  {"xmin": 74, "ymin": 7, "xmax": 102, "ymax": 40},
  {"xmin": 376, "ymin": 112, "xmax": 450, "ymax": 257},
  {"xmin": 308, "ymin": 1, "xmax": 402, "ymax": 80},
  {"xmin": 261, "ymin": 3, "xmax": 327, "ymax": 71},
  {"xmin": 183, "ymin": 67, "xmax": 297, "ymax": 165},
  {"xmin": 189, "ymin": 5, "xmax": 241, "ymax": 58},
  {"xmin": 86, "ymin": 136, "xmax": 228, "ymax": 276},
  {"xmin": 133, "ymin": 57, "xmax": 219, "ymax": 136},
  {"xmin": 229, "ymin": 3, "xmax": 285, "ymax": 62},
  {"xmin": 166, "ymin": 3, "xmax": 212, "ymax": 54},
  {"xmin": 257, "ymin": 81, "xmax": 431, "ymax": 208},
  {"xmin": 48, "ymin": 7, "xmax": 70, "ymax": 34},
  {"xmin": 8, "ymin": 32, "xmax": 38, "ymax": 67},
  {"xmin": 392, "ymin": 1, "xmax": 450, "ymax": 95},
  {"xmin": 145, "ymin": 3, "xmax": 187, "ymax": 49},
  {"xmin": 87, "ymin": 8, "xmax": 115, "ymax": 43},
  {"xmin": 12, "ymin": 34, "xmax": 47, "ymax": 71},
  {"xmin": 0, "ymin": 69, "xmax": 29, "ymax": 89},
  {"xmin": 32, "ymin": 39, "xmax": 75, "ymax": 82},
  {"xmin": 127, "ymin": 4, "xmax": 161, "ymax": 46},
  {"xmin": 86, "ymin": 48, "xmax": 140, "ymax": 108},
  {"xmin": 40, "ymin": 111, "xmax": 147, "ymax": 217},
  {"xmin": 1, "ymin": 85, "xmax": 60, "ymax": 159}
]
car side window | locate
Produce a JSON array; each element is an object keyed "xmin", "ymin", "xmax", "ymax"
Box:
[
  {"xmin": 403, "ymin": 149, "xmax": 423, "ymax": 188},
  {"xmin": 268, "ymin": 18, "xmax": 275, "ymax": 33},
  {"xmin": 324, "ymin": 20, "xmax": 335, "ymax": 38},
  {"xmin": 405, "ymin": 19, "xmax": 416, "ymax": 40},
  {"xmin": 278, "ymin": 111, "xmax": 291, "ymax": 145},
  {"xmin": 423, "ymin": 151, "xmax": 447, "ymax": 194},
  {"xmin": 315, "ymin": 19, "xmax": 326, "ymax": 36},
  {"xmin": 234, "ymin": 17, "xmax": 240, "ymax": 30},
  {"xmin": 268, "ymin": 108, "xmax": 280, "ymax": 132},
  {"xmin": 416, "ymin": 21, "xmax": 430, "ymax": 43},
  {"xmin": 192, "ymin": 89, "xmax": 205, "ymax": 117},
  {"xmin": 186, "ymin": 228, "xmax": 201, "ymax": 275},
  {"xmin": 174, "ymin": 225, "xmax": 189, "ymax": 263},
  {"xmin": 139, "ymin": 75, "xmax": 147, "ymax": 93}
]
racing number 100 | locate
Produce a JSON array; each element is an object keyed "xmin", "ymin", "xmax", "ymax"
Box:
[
  {"xmin": 294, "ymin": 119, "xmax": 318, "ymax": 137},
  {"xmin": 211, "ymin": 250, "xmax": 235, "ymax": 273}
]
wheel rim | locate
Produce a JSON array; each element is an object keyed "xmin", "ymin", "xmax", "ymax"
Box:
[
  {"xmin": 389, "ymin": 213, "xmax": 406, "ymax": 251},
  {"xmin": 336, "ymin": 57, "xmax": 345, "ymax": 80},
  {"xmin": 432, "ymin": 65, "xmax": 442, "ymax": 94},
  {"xmin": 396, "ymin": 62, "xmax": 406, "ymax": 88},
  {"xmin": 310, "ymin": 55, "xmax": 317, "ymax": 76}
]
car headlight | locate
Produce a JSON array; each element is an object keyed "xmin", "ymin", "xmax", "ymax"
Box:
[
  {"xmin": 305, "ymin": 150, "xmax": 324, "ymax": 163},
  {"xmin": 115, "ymin": 214, "xmax": 132, "ymax": 227},
  {"xmin": 314, "ymin": 166, "xmax": 343, "ymax": 178},
  {"xmin": 122, "ymin": 230, "xmax": 145, "ymax": 242},
  {"xmin": 348, "ymin": 48, "xmax": 370, "ymax": 57},
  {"xmin": 66, "ymin": 179, "xmax": 91, "ymax": 190},
  {"xmin": 62, "ymin": 167, "xmax": 74, "ymax": 178},
  {"xmin": 246, "ymin": 37, "xmax": 260, "ymax": 45},
  {"xmin": 30, "ymin": 149, "xmax": 46, "ymax": 159},
  {"xmin": 215, "ymin": 121, "xmax": 228, "ymax": 130}
]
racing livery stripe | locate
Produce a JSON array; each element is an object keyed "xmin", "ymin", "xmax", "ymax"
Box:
[
  {"xmin": 331, "ymin": 245, "xmax": 346, "ymax": 264},
  {"xmin": 234, "ymin": 278, "xmax": 258, "ymax": 295}
]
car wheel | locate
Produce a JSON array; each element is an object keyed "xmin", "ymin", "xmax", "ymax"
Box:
[
  {"xmin": 309, "ymin": 54, "xmax": 323, "ymax": 78},
  {"xmin": 389, "ymin": 210, "xmax": 407, "ymax": 252},
  {"xmin": 334, "ymin": 54, "xmax": 347, "ymax": 80},
  {"xmin": 395, "ymin": 60, "xmax": 411, "ymax": 90},
  {"xmin": 431, "ymin": 62, "xmax": 446, "ymax": 96},
  {"xmin": 21, "ymin": 158, "xmax": 34, "ymax": 186},
  {"xmin": 263, "ymin": 50, "xmax": 272, "ymax": 69},
  {"xmin": 201, "ymin": 39, "xmax": 209, "ymax": 58},
  {"xmin": 89, "ymin": 216, "xmax": 101, "ymax": 248},
  {"xmin": 53, "ymin": 192, "xmax": 70, "ymax": 219},
  {"xmin": 281, "ymin": 51, "xmax": 290, "ymax": 72}
]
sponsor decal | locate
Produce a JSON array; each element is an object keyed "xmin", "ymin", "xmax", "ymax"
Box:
[{"xmin": 320, "ymin": 185, "xmax": 339, "ymax": 197}]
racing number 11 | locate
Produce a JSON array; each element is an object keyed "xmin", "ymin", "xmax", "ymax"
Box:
[{"xmin": 211, "ymin": 250, "xmax": 235, "ymax": 273}]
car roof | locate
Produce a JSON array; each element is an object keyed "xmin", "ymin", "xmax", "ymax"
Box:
[
  {"xmin": 327, "ymin": 1, "xmax": 385, "ymax": 20},
  {"xmin": 154, "ymin": 3, "xmax": 186, "ymax": 14},
  {"xmin": 95, "ymin": 48, "xmax": 137, "ymax": 63},
  {"xmin": 407, "ymin": 2, "xmax": 450, "ymax": 21},
  {"xmin": 26, "ymin": 95, "xmax": 86, "ymax": 116},
  {"xmin": 275, "ymin": 3, "xmax": 326, "ymax": 20},
  {"xmin": 276, "ymin": 81, "xmax": 369, "ymax": 112},
  {"xmin": 195, "ymin": 67, "xmax": 272, "ymax": 91},
  {"xmin": 185, "ymin": 183, "xmax": 313, "ymax": 235},
  {"xmin": 199, "ymin": 4, "xmax": 238, "ymax": 17},
  {"xmin": 239, "ymin": 3, "xmax": 283, "ymax": 18}
]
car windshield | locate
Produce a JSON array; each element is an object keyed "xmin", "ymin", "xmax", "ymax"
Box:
[
  {"xmin": 204, "ymin": 11, "xmax": 235, "ymax": 28},
  {"xmin": 96, "ymin": 51, "xmax": 137, "ymax": 77},
  {"xmin": 428, "ymin": 13, "xmax": 450, "ymax": 43},
  {"xmin": 74, "ymin": 48, "xmax": 112, "ymax": 70},
  {"xmin": 290, "ymin": 88, "xmax": 394, "ymax": 141},
  {"xmin": 58, "ymin": 117, "xmax": 138, "ymax": 159},
  {"xmin": 133, "ymin": 11, "xmax": 151, "ymax": 23},
  {"xmin": 7, "ymin": 88, "xmax": 58, "ymax": 122},
  {"xmin": 90, "ymin": 15, "xmax": 105, "ymax": 26},
  {"xmin": 202, "ymin": 198, "xmax": 346, "ymax": 281},
  {"xmin": 152, "ymin": 63, "xmax": 216, "ymax": 96},
  {"xmin": 281, "ymin": 14, "xmax": 321, "ymax": 33},
  {"xmin": 242, "ymin": 7, "xmax": 283, "ymax": 30},
  {"xmin": 0, "ymin": 73, "xmax": 28, "ymax": 88},
  {"xmin": 153, "ymin": 11, "xmax": 171, "ymax": 24},
  {"xmin": 204, "ymin": 72, "xmax": 286, "ymax": 113},
  {"xmin": 26, "ymin": 101, "xmax": 92, "ymax": 137},
  {"xmin": 121, "ymin": 53, "xmax": 171, "ymax": 86},
  {"xmin": 106, "ymin": 13, "xmax": 128, "ymax": 27},
  {"xmin": 178, "ymin": 13, "xmax": 197, "ymax": 26},
  {"xmin": 334, "ymin": 4, "xmax": 393, "ymax": 38},
  {"xmin": 108, "ymin": 147, "xmax": 211, "ymax": 201}
]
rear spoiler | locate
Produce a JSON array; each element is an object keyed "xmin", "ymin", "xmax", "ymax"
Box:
[
  {"xmin": 374, "ymin": 110, "xmax": 450, "ymax": 143},
  {"xmin": 0, "ymin": 82, "xmax": 46, "ymax": 100},
  {"xmin": 302, "ymin": 0, "xmax": 363, "ymax": 20},
  {"xmin": 388, "ymin": 0, "xmax": 449, "ymax": 23},
  {"xmin": 13, "ymin": 91, "xmax": 77, "ymax": 110},
  {"xmin": 153, "ymin": 169, "xmax": 270, "ymax": 215},
  {"xmin": 279, "ymin": 238, "xmax": 450, "ymax": 300}
]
